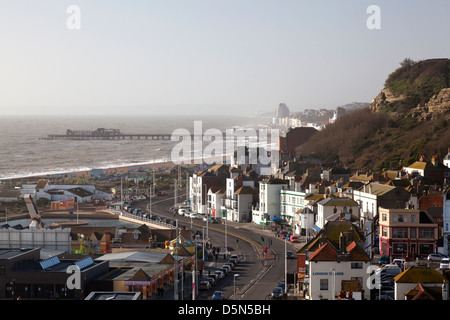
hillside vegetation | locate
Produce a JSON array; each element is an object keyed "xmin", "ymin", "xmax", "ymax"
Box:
[{"xmin": 299, "ymin": 58, "xmax": 450, "ymax": 171}]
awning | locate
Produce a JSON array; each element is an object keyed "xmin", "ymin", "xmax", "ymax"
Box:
[{"xmin": 311, "ymin": 225, "xmax": 321, "ymax": 232}]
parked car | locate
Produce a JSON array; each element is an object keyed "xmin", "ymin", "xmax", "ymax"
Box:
[
  {"xmin": 379, "ymin": 255, "xmax": 390, "ymax": 264},
  {"xmin": 204, "ymin": 277, "xmax": 216, "ymax": 286},
  {"xmin": 440, "ymin": 258, "xmax": 450, "ymax": 270},
  {"xmin": 214, "ymin": 270, "xmax": 225, "ymax": 279},
  {"xmin": 278, "ymin": 231, "xmax": 288, "ymax": 238},
  {"xmin": 376, "ymin": 264, "xmax": 401, "ymax": 276},
  {"xmin": 392, "ymin": 258, "xmax": 405, "ymax": 269},
  {"xmin": 271, "ymin": 287, "xmax": 283, "ymax": 299},
  {"xmin": 427, "ymin": 253, "xmax": 449, "ymax": 261},
  {"xmin": 290, "ymin": 235, "xmax": 300, "ymax": 243},
  {"xmin": 221, "ymin": 265, "xmax": 232, "ymax": 273},
  {"xmin": 189, "ymin": 212, "xmax": 199, "ymax": 219},
  {"xmin": 212, "ymin": 291, "xmax": 224, "ymax": 300},
  {"xmin": 178, "ymin": 209, "xmax": 187, "ymax": 216},
  {"xmin": 277, "ymin": 281, "xmax": 287, "ymax": 293},
  {"xmin": 286, "ymin": 251, "xmax": 294, "ymax": 259},
  {"xmin": 224, "ymin": 262, "xmax": 234, "ymax": 270},
  {"xmin": 198, "ymin": 281, "xmax": 211, "ymax": 290}
]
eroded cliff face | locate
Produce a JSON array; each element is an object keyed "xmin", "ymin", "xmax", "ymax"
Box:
[
  {"xmin": 369, "ymin": 88, "xmax": 407, "ymax": 112},
  {"xmin": 408, "ymin": 87, "xmax": 450, "ymax": 121},
  {"xmin": 369, "ymin": 87, "xmax": 450, "ymax": 121}
]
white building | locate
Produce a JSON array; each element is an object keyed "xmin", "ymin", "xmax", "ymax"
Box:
[
  {"xmin": 308, "ymin": 238, "xmax": 371, "ymax": 300},
  {"xmin": 444, "ymin": 188, "xmax": 450, "ymax": 256},
  {"xmin": 444, "ymin": 148, "xmax": 450, "ymax": 168},
  {"xmin": 207, "ymin": 186, "xmax": 224, "ymax": 219},
  {"xmin": 221, "ymin": 174, "xmax": 255, "ymax": 222},
  {"xmin": 189, "ymin": 171, "xmax": 221, "ymax": 215},
  {"xmin": 20, "ymin": 181, "xmax": 112, "ymax": 203},
  {"xmin": 316, "ymin": 197, "xmax": 360, "ymax": 230},
  {"xmin": 252, "ymin": 179, "xmax": 287, "ymax": 225},
  {"xmin": 280, "ymin": 189, "xmax": 308, "ymax": 235}
]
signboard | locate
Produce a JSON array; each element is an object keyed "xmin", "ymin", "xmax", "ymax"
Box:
[
  {"xmin": 51, "ymin": 198, "xmax": 75, "ymax": 210},
  {"xmin": 297, "ymin": 254, "xmax": 306, "ymax": 276}
]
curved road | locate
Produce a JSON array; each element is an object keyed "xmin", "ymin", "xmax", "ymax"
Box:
[{"xmin": 130, "ymin": 191, "xmax": 298, "ymax": 300}]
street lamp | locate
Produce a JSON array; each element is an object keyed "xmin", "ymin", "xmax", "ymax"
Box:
[
  {"xmin": 330, "ymin": 268, "xmax": 336, "ymax": 300},
  {"xmin": 234, "ymin": 274, "xmax": 240, "ymax": 300}
]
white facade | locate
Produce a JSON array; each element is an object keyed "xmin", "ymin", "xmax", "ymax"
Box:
[
  {"xmin": 252, "ymin": 181, "xmax": 287, "ymax": 225},
  {"xmin": 0, "ymin": 228, "xmax": 72, "ymax": 252},
  {"xmin": 308, "ymin": 260, "xmax": 371, "ymax": 300},
  {"xmin": 444, "ymin": 190, "xmax": 450, "ymax": 256},
  {"xmin": 316, "ymin": 198, "xmax": 360, "ymax": 229},
  {"xmin": 207, "ymin": 188, "xmax": 224, "ymax": 219},
  {"xmin": 280, "ymin": 190, "xmax": 308, "ymax": 235}
]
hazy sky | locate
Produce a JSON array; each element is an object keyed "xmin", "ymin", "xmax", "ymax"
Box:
[{"xmin": 0, "ymin": 0, "xmax": 449, "ymax": 116}]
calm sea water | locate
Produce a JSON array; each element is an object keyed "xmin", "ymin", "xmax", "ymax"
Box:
[{"xmin": 0, "ymin": 114, "xmax": 268, "ymax": 180}]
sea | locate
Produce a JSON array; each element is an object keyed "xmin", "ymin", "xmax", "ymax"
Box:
[{"xmin": 0, "ymin": 114, "xmax": 271, "ymax": 180}]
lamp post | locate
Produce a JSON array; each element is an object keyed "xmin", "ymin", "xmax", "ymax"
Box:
[
  {"xmin": 330, "ymin": 268, "xmax": 336, "ymax": 300},
  {"xmin": 234, "ymin": 274, "xmax": 240, "ymax": 300}
]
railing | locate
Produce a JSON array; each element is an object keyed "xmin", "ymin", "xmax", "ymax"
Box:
[{"xmin": 108, "ymin": 209, "xmax": 176, "ymax": 229}]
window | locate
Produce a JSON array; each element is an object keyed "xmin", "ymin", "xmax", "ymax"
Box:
[
  {"xmin": 410, "ymin": 228, "xmax": 416, "ymax": 239},
  {"xmin": 393, "ymin": 243, "xmax": 407, "ymax": 255},
  {"xmin": 392, "ymin": 228, "xmax": 408, "ymax": 238},
  {"xmin": 351, "ymin": 263, "xmax": 363, "ymax": 269},
  {"xmin": 393, "ymin": 214, "xmax": 406, "ymax": 223},
  {"xmin": 410, "ymin": 214, "xmax": 416, "ymax": 223},
  {"xmin": 419, "ymin": 228, "xmax": 434, "ymax": 239},
  {"xmin": 320, "ymin": 279, "xmax": 328, "ymax": 291},
  {"xmin": 382, "ymin": 227, "xmax": 387, "ymax": 237},
  {"xmin": 382, "ymin": 213, "xmax": 387, "ymax": 221}
]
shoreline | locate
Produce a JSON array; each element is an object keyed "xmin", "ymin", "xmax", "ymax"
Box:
[{"xmin": 1, "ymin": 154, "xmax": 230, "ymax": 182}]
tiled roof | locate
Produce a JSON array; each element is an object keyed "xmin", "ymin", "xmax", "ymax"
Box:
[
  {"xmin": 406, "ymin": 161, "xmax": 427, "ymax": 170},
  {"xmin": 234, "ymin": 186, "xmax": 255, "ymax": 195},
  {"xmin": 309, "ymin": 242, "xmax": 337, "ymax": 261},
  {"xmin": 394, "ymin": 266, "xmax": 446, "ymax": 284},
  {"xmin": 317, "ymin": 197, "xmax": 359, "ymax": 207}
]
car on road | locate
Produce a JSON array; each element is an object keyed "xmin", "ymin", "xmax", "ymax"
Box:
[
  {"xmin": 392, "ymin": 258, "xmax": 405, "ymax": 269},
  {"xmin": 212, "ymin": 291, "xmax": 224, "ymax": 300},
  {"xmin": 286, "ymin": 251, "xmax": 294, "ymax": 259},
  {"xmin": 214, "ymin": 270, "xmax": 225, "ymax": 279},
  {"xmin": 271, "ymin": 287, "xmax": 283, "ymax": 299},
  {"xmin": 230, "ymin": 254, "xmax": 239, "ymax": 261},
  {"xmin": 189, "ymin": 212, "xmax": 199, "ymax": 219},
  {"xmin": 427, "ymin": 253, "xmax": 449, "ymax": 261},
  {"xmin": 204, "ymin": 277, "xmax": 216, "ymax": 286},
  {"xmin": 440, "ymin": 258, "xmax": 450, "ymax": 270},
  {"xmin": 379, "ymin": 255, "xmax": 390, "ymax": 264},
  {"xmin": 178, "ymin": 209, "xmax": 187, "ymax": 216},
  {"xmin": 278, "ymin": 231, "xmax": 288, "ymax": 238},
  {"xmin": 203, "ymin": 216, "xmax": 219, "ymax": 223},
  {"xmin": 198, "ymin": 281, "xmax": 211, "ymax": 290},
  {"xmin": 376, "ymin": 264, "xmax": 401, "ymax": 277},
  {"xmin": 224, "ymin": 262, "xmax": 235, "ymax": 270},
  {"xmin": 221, "ymin": 265, "xmax": 232, "ymax": 273},
  {"xmin": 277, "ymin": 281, "xmax": 287, "ymax": 293}
]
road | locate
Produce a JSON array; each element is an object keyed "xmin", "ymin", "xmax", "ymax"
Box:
[{"xmin": 129, "ymin": 191, "xmax": 299, "ymax": 300}]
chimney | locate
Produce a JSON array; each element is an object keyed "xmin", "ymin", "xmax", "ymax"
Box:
[
  {"xmin": 339, "ymin": 232, "xmax": 347, "ymax": 253},
  {"xmin": 346, "ymin": 229, "xmax": 354, "ymax": 243}
]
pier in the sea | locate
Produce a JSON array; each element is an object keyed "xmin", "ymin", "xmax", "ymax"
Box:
[{"xmin": 39, "ymin": 128, "xmax": 172, "ymax": 141}]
